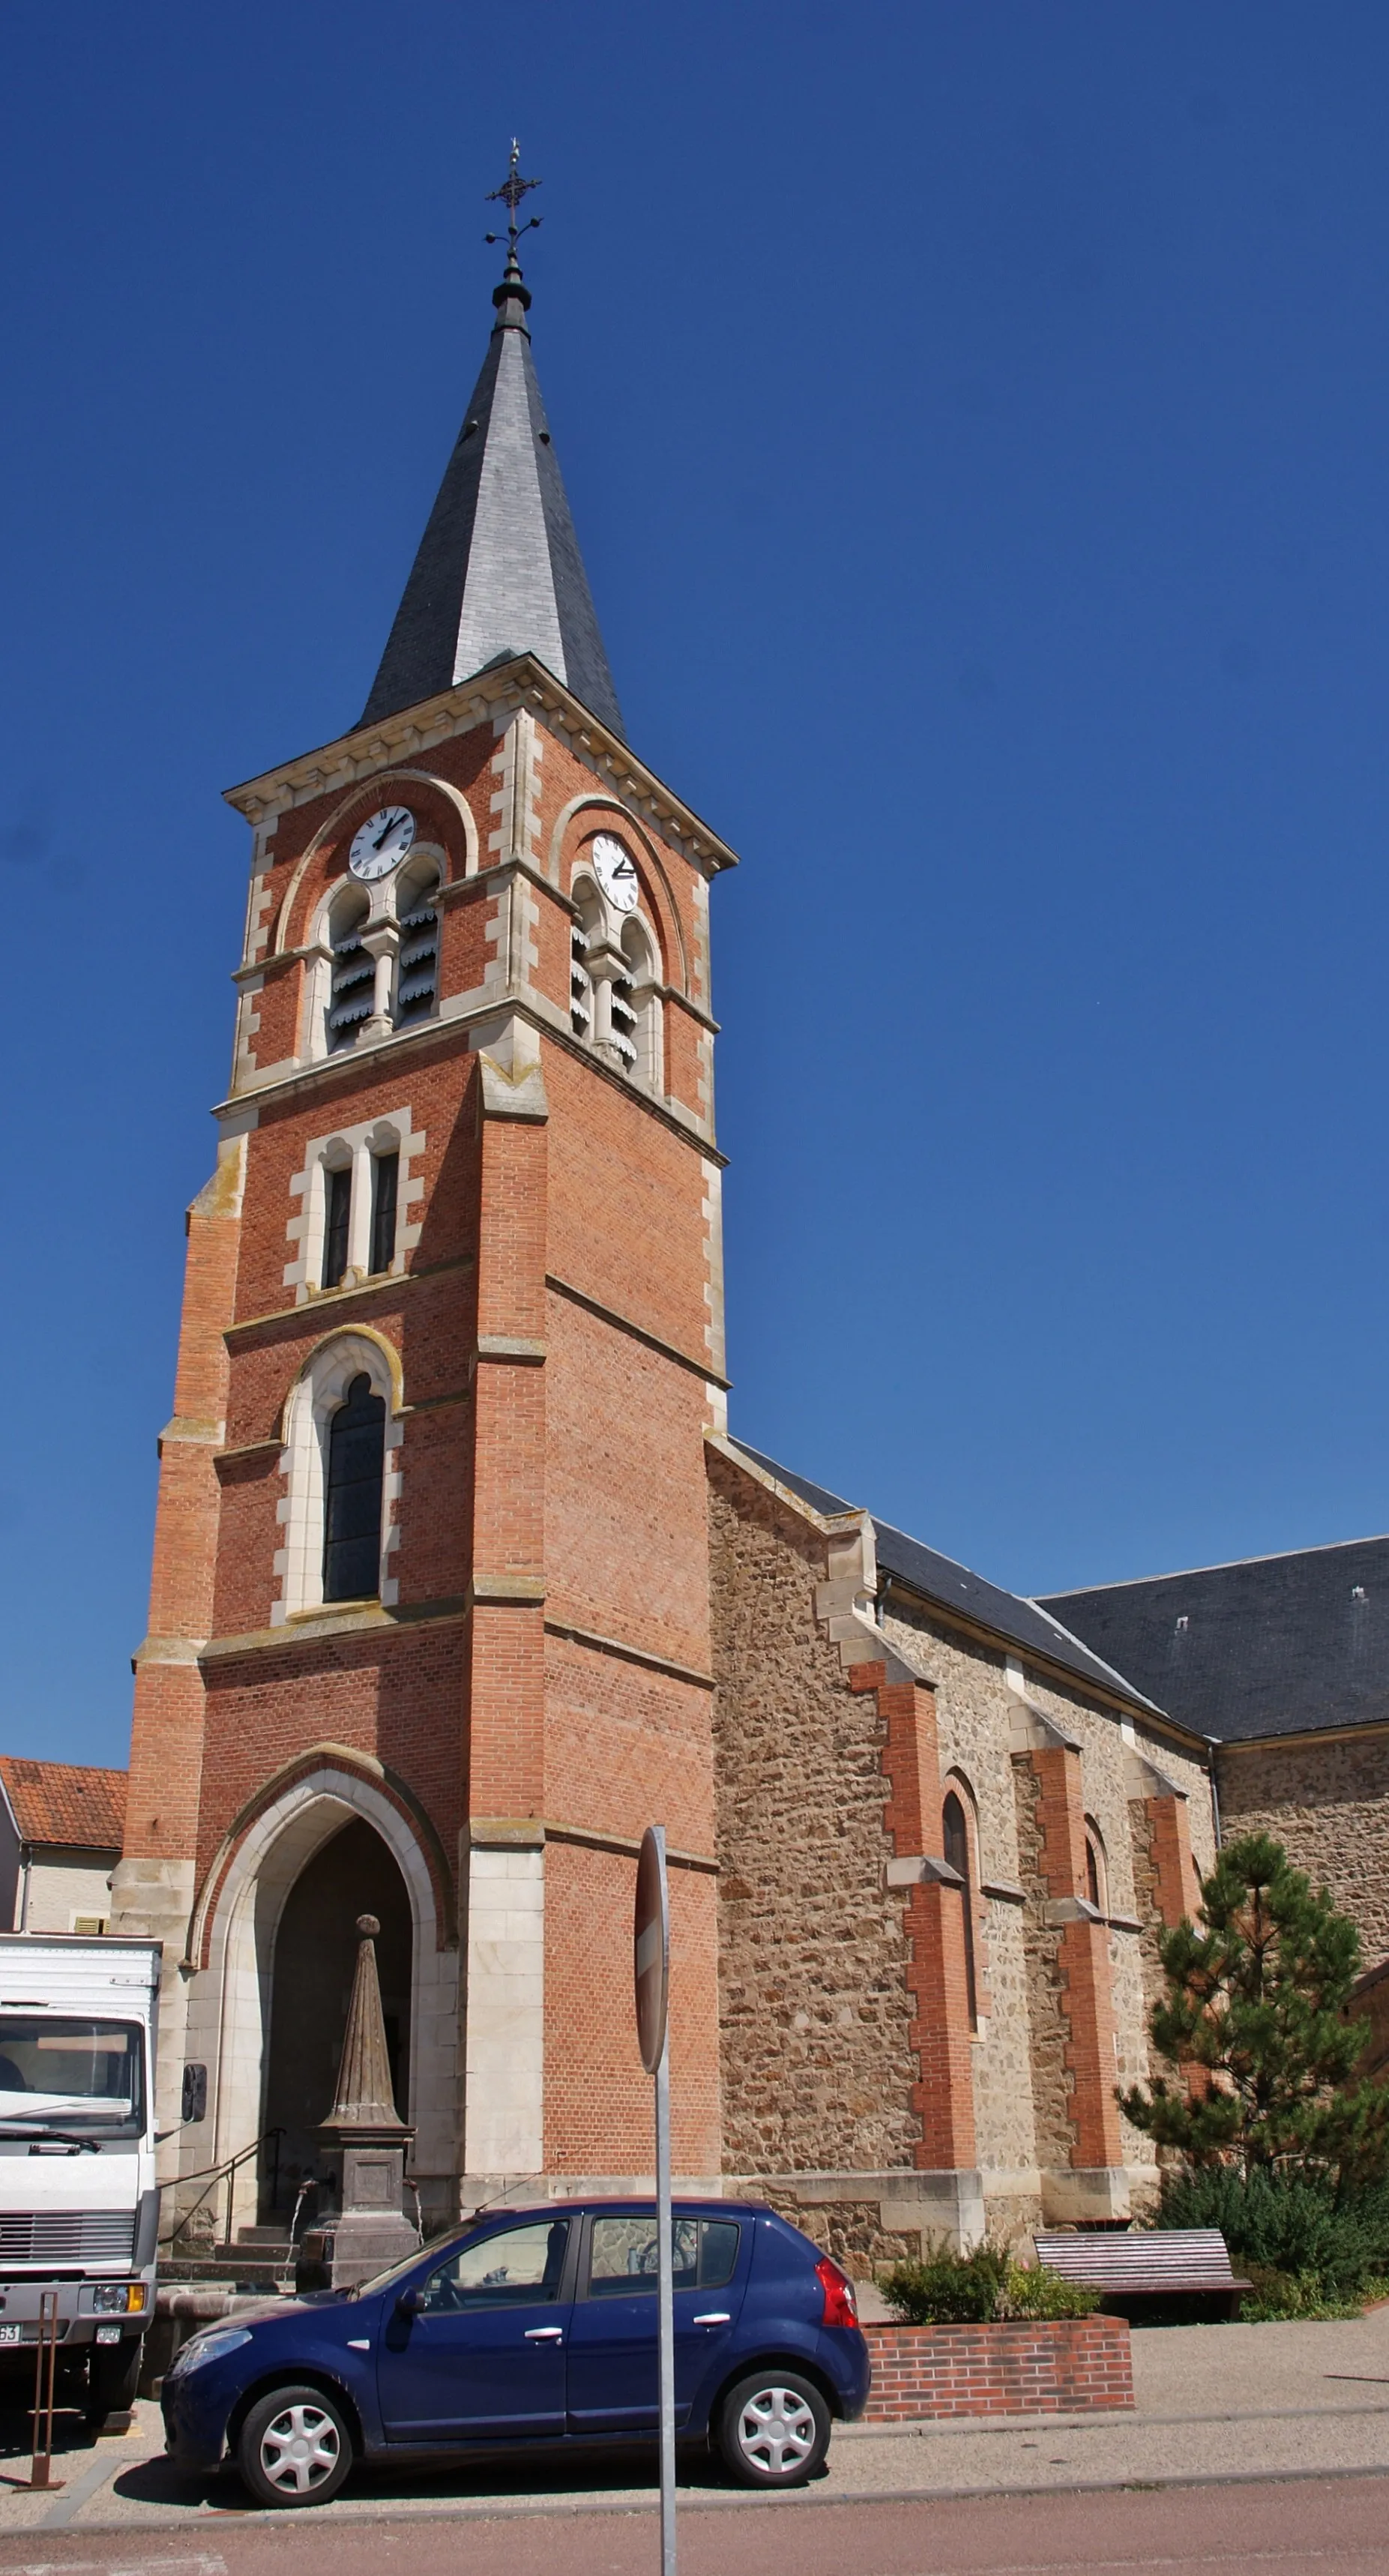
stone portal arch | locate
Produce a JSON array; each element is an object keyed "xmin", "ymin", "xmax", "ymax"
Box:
[{"xmin": 180, "ymin": 1760, "xmax": 457, "ymax": 2233}]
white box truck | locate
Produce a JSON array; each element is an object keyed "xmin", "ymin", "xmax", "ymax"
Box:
[{"xmin": 0, "ymin": 1935, "xmax": 162, "ymax": 2421}]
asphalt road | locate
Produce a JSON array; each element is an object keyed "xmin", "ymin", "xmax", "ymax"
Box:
[{"xmin": 0, "ymin": 2474, "xmax": 1388, "ymax": 2576}]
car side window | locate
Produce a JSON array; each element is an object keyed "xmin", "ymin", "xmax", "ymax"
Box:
[
  {"xmin": 421, "ymin": 2218, "xmax": 570, "ymax": 2312},
  {"xmin": 585, "ymin": 2216, "xmax": 740, "ymax": 2298}
]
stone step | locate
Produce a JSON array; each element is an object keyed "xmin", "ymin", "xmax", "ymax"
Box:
[
  {"xmin": 235, "ymin": 2227, "xmax": 294, "ymax": 2248},
  {"xmin": 160, "ymin": 2251, "xmax": 293, "ymax": 2292}
]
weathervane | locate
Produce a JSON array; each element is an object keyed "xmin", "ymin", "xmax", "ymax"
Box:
[{"xmin": 485, "ymin": 139, "xmax": 542, "ymax": 265}]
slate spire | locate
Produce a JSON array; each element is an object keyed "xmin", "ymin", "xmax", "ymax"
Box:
[{"xmin": 361, "ymin": 209, "xmax": 624, "ymax": 737}]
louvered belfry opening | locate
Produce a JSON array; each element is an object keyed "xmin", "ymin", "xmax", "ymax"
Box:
[
  {"xmin": 329, "ymin": 896, "xmax": 374, "ymax": 1049},
  {"xmin": 394, "ymin": 875, "xmax": 439, "ymax": 1026},
  {"xmin": 323, "ymin": 1373, "xmax": 385, "ymax": 1602},
  {"xmin": 570, "ymin": 921, "xmax": 593, "ymax": 1036}
]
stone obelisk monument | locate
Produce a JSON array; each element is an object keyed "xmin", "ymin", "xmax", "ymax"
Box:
[{"xmin": 297, "ymin": 1913, "xmax": 420, "ymax": 2290}]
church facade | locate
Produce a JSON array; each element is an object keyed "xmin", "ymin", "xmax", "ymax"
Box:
[{"xmin": 113, "ymin": 230, "xmax": 1290, "ymax": 2267}]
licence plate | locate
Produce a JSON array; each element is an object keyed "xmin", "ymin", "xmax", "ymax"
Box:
[{"xmin": 0, "ymin": 2325, "xmax": 22, "ymax": 2345}]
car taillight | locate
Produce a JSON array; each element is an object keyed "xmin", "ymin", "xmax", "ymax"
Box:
[{"xmin": 815, "ymin": 2255, "xmax": 858, "ymax": 2327}]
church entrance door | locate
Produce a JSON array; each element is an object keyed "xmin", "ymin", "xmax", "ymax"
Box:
[{"xmin": 259, "ymin": 1817, "xmax": 412, "ymax": 2221}]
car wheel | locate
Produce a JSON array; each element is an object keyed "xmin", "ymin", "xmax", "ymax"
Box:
[
  {"xmin": 236, "ymin": 2384, "xmax": 353, "ymax": 2509},
  {"xmin": 717, "ymin": 2368, "xmax": 830, "ymax": 2487}
]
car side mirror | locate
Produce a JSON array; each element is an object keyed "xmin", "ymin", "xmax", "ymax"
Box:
[
  {"xmin": 181, "ymin": 2065, "xmax": 208, "ymax": 2125},
  {"xmin": 395, "ymin": 2286, "xmax": 425, "ymax": 2319}
]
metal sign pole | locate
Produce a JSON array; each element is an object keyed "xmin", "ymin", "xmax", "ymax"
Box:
[
  {"xmin": 654, "ymin": 2017, "xmax": 676, "ymax": 2576},
  {"xmin": 634, "ymin": 1824, "xmax": 675, "ymax": 2576}
]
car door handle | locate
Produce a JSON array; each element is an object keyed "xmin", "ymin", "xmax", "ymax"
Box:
[
  {"xmin": 693, "ymin": 2312, "xmax": 731, "ymax": 2326},
  {"xmin": 525, "ymin": 2326, "xmax": 564, "ymax": 2341}
]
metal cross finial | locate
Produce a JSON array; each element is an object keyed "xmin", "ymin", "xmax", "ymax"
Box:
[{"xmin": 485, "ymin": 138, "xmax": 543, "ymax": 262}]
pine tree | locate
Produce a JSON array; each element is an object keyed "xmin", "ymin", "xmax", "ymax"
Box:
[{"xmin": 1120, "ymin": 1830, "xmax": 1389, "ymax": 2183}]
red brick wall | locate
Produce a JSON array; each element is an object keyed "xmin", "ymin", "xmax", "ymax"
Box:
[
  {"xmin": 861, "ymin": 2316, "xmax": 1133, "ymax": 2420},
  {"xmin": 543, "ymin": 1838, "xmax": 720, "ymax": 2174}
]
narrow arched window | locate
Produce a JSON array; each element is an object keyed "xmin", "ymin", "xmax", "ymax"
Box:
[
  {"xmin": 941, "ymin": 1790, "xmax": 977, "ymax": 2029},
  {"xmin": 323, "ymin": 1373, "xmax": 385, "ymax": 1602},
  {"xmin": 1084, "ymin": 1819, "xmax": 1108, "ymax": 1917}
]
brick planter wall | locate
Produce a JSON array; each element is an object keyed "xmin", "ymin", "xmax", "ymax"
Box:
[{"xmin": 861, "ymin": 2315, "xmax": 1133, "ymax": 2420}]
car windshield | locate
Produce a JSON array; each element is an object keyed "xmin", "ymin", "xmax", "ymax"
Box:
[{"xmin": 0, "ymin": 2019, "xmax": 144, "ymax": 2136}]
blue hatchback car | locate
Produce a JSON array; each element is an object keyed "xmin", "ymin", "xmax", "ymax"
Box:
[{"xmin": 162, "ymin": 2198, "xmax": 870, "ymax": 2508}]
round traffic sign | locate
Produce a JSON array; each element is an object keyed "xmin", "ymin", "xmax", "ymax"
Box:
[{"xmin": 633, "ymin": 1825, "xmax": 669, "ymax": 2075}]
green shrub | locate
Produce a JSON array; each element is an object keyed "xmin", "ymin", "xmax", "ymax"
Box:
[
  {"xmin": 1239, "ymin": 2263, "xmax": 1388, "ymax": 2321},
  {"xmin": 880, "ymin": 2240, "xmax": 1098, "ymax": 2325},
  {"xmin": 1153, "ymin": 2163, "xmax": 1389, "ymax": 2296},
  {"xmin": 999, "ymin": 2262, "xmax": 1102, "ymax": 2320}
]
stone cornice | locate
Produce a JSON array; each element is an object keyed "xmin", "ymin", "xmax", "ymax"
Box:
[
  {"xmin": 214, "ymin": 992, "xmax": 726, "ymax": 1167},
  {"xmin": 223, "ymin": 653, "xmax": 739, "ymax": 879},
  {"xmin": 222, "ymin": 1253, "xmax": 473, "ymax": 1346}
]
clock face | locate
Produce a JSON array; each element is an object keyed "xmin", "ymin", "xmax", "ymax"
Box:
[
  {"xmin": 349, "ymin": 805, "xmax": 415, "ymax": 881},
  {"xmin": 591, "ymin": 831, "xmax": 639, "ymax": 914}
]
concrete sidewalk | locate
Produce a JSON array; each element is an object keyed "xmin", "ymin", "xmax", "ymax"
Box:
[{"xmin": 2, "ymin": 2313, "xmax": 1389, "ymax": 2537}]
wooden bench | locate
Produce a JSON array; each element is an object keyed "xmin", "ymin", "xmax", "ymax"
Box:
[{"xmin": 1034, "ymin": 2228, "xmax": 1253, "ymax": 2318}]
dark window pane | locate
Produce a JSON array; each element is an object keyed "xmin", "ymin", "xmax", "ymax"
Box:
[
  {"xmin": 584, "ymin": 2215, "xmax": 735, "ymax": 2299},
  {"xmin": 423, "ymin": 2218, "xmax": 569, "ymax": 2311},
  {"xmin": 1086, "ymin": 1838, "xmax": 1102, "ymax": 1912},
  {"xmin": 370, "ymin": 1152, "xmax": 399, "ymax": 1275},
  {"xmin": 322, "ymin": 1167, "xmax": 352, "ymax": 1290},
  {"xmin": 323, "ymin": 1372, "xmax": 385, "ymax": 1601},
  {"xmin": 942, "ymin": 1792, "xmax": 977, "ymax": 2028},
  {"xmin": 697, "ymin": 2221, "xmax": 740, "ymax": 2287}
]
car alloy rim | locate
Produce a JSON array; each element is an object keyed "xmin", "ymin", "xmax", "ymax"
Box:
[
  {"xmin": 736, "ymin": 2384, "xmax": 817, "ymax": 2475},
  {"xmin": 259, "ymin": 2402, "xmax": 340, "ymax": 2494}
]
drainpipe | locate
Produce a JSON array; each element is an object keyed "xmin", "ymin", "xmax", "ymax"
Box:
[{"xmin": 18, "ymin": 1847, "xmax": 31, "ymax": 1932}]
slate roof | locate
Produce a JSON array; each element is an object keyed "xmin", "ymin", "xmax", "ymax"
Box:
[
  {"xmin": 0, "ymin": 1759, "xmax": 127, "ymax": 1852},
  {"xmin": 728, "ymin": 1440, "xmax": 1173, "ymax": 1723},
  {"xmin": 1041, "ymin": 1535, "xmax": 1389, "ymax": 1745},
  {"xmin": 361, "ymin": 260, "xmax": 624, "ymax": 737}
]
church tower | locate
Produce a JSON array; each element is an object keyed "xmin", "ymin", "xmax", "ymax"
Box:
[{"xmin": 114, "ymin": 181, "xmax": 735, "ymax": 2230}]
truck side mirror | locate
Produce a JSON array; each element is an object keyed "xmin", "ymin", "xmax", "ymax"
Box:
[{"xmin": 181, "ymin": 2064, "xmax": 208, "ymax": 2125}]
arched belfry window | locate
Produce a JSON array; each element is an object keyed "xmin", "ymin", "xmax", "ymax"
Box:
[
  {"xmin": 323, "ymin": 1373, "xmax": 385, "ymax": 1602},
  {"xmin": 328, "ymin": 888, "xmax": 373, "ymax": 1052},
  {"xmin": 394, "ymin": 859, "xmax": 440, "ymax": 1028},
  {"xmin": 941, "ymin": 1789, "xmax": 978, "ymax": 2029}
]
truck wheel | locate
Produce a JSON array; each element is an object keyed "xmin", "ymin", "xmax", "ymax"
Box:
[
  {"xmin": 716, "ymin": 2368, "xmax": 830, "ymax": 2486},
  {"xmin": 237, "ymin": 2384, "xmax": 352, "ymax": 2509},
  {"xmin": 86, "ymin": 2338, "xmax": 142, "ymax": 2422}
]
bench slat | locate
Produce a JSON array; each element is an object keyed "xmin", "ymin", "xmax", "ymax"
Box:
[{"xmin": 1034, "ymin": 2229, "xmax": 1245, "ymax": 2293}]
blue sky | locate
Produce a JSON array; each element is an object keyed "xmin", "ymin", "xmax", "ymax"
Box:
[{"xmin": 4, "ymin": 1, "xmax": 1389, "ymax": 1763}]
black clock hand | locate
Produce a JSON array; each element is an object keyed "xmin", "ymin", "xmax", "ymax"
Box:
[{"xmin": 373, "ymin": 817, "xmax": 400, "ymax": 851}]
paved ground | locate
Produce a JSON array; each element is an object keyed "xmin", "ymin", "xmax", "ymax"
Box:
[
  {"xmin": 1, "ymin": 2476, "xmax": 1389, "ymax": 2576},
  {"xmin": 1, "ymin": 2314, "xmax": 1389, "ymax": 2545}
]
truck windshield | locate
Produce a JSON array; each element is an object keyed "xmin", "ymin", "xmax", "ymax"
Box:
[{"xmin": 0, "ymin": 2020, "xmax": 144, "ymax": 2137}]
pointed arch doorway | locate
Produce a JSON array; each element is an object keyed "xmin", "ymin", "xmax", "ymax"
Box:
[{"xmin": 259, "ymin": 1816, "xmax": 412, "ymax": 2220}]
